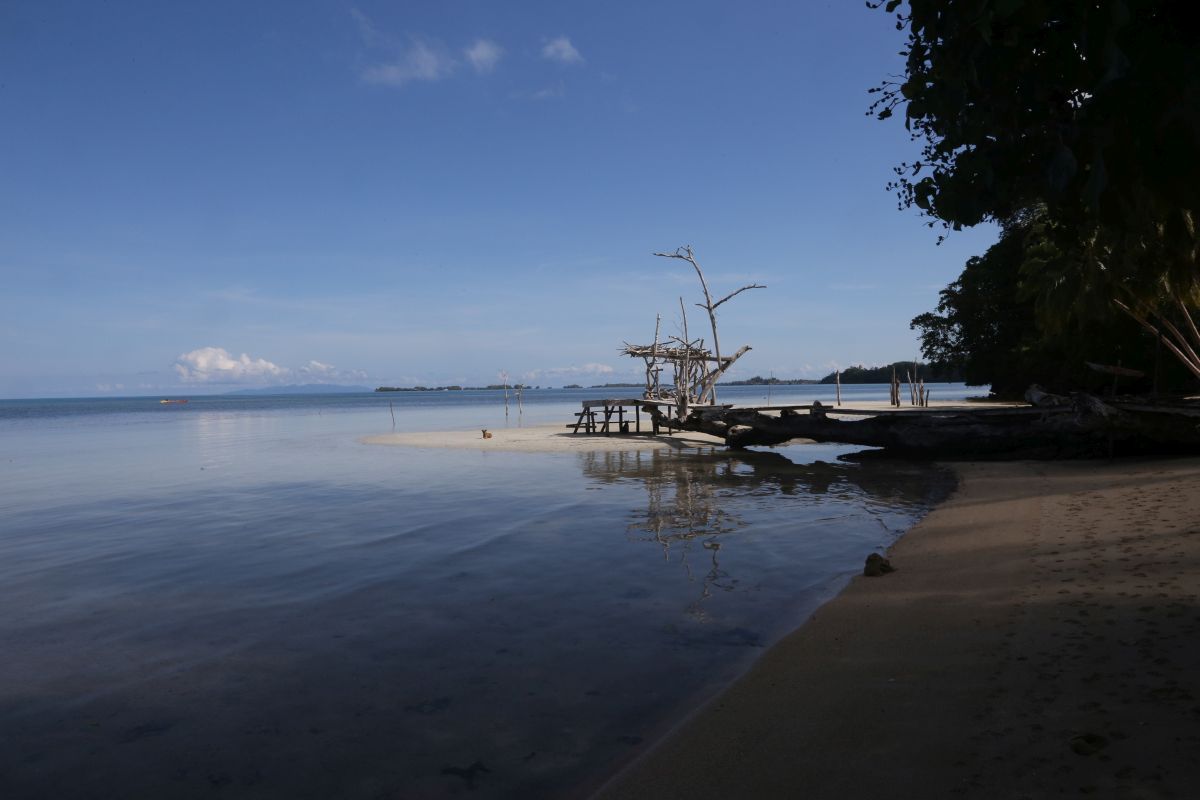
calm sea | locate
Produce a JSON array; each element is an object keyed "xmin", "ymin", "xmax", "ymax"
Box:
[{"xmin": 0, "ymin": 385, "xmax": 967, "ymax": 798}]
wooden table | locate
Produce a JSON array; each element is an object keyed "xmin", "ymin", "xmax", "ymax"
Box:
[{"xmin": 571, "ymin": 398, "xmax": 644, "ymax": 435}]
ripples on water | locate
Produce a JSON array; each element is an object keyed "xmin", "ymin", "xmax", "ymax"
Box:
[{"xmin": 0, "ymin": 389, "xmax": 957, "ymax": 798}]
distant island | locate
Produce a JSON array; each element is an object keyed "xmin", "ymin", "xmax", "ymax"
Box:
[
  {"xmin": 375, "ymin": 385, "xmax": 537, "ymax": 392},
  {"xmin": 720, "ymin": 376, "xmax": 820, "ymax": 386},
  {"xmin": 710, "ymin": 364, "xmax": 962, "ymax": 387},
  {"xmin": 227, "ymin": 384, "xmax": 372, "ymax": 395},
  {"xmin": 817, "ymin": 361, "xmax": 963, "ymax": 384}
]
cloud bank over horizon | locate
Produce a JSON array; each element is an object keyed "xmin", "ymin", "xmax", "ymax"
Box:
[
  {"xmin": 521, "ymin": 362, "xmax": 614, "ymax": 382},
  {"xmin": 174, "ymin": 347, "xmax": 367, "ymax": 386}
]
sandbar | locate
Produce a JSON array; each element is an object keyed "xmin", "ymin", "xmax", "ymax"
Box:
[
  {"xmin": 361, "ymin": 399, "xmax": 1017, "ymax": 454},
  {"xmin": 362, "ymin": 424, "xmax": 726, "ymax": 453},
  {"xmin": 593, "ymin": 457, "xmax": 1200, "ymax": 798}
]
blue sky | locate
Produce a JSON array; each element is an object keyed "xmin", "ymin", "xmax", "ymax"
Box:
[{"xmin": 1, "ymin": 1, "xmax": 998, "ymax": 397}]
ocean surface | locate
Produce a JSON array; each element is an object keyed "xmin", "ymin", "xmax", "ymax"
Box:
[{"xmin": 0, "ymin": 385, "xmax": 970, "ymax": 798}]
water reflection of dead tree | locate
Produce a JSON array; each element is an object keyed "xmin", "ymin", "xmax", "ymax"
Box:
[
  {"xmin": 579, "ymin": 448, "xmax": 938, "ymax": 508},
  {"xmin": 578, "ymin": 448, "xmax": 945, "ymax": 616},
  {"xmin": 613, "ymin": 450, "xmax": 744, "ymax": 616}
]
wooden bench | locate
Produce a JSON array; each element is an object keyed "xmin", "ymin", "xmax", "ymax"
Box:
[{"xmin": 570, "ymin": 409, "xmax": 599, "ymax": 434}]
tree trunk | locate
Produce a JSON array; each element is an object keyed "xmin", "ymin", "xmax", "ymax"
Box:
[{"xmin": 649, "ymin": 395, "xmax": 1200, "ymax": 459}]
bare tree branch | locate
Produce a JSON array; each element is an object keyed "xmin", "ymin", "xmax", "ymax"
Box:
[
  {"xmin": 654, "ymin": 246, "xmax": 722, "ymax": 366},
  {"xmin": 1115, "ymin": 300, "xmax": 1200, "ymax": 379},
  {"xmin": 711, "ymin": 284, "xmax": 767, "ymax": 310},
  {"xmin": 628, "ymin": 245, "xmax": 767, "ymax": 410},
  {"xmin": 1178, "ymin": 298, "xmax": 1200, "ymax": 350},
  {"xmin": 1158, "ymin": 314, "xmax": 1200, "ymax": 374}
]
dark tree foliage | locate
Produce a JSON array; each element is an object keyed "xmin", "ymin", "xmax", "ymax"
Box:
[
  {"xmin": 817, "ymin": 362, "xmax": 961, "ymax": 384},
  {"xmin": 911, "ymin": 217, "xmax": 1036, "ymax": 393},
  {"xmin": 870, "ymin": 1, "xmax": 1198, "ymax": 266},
  {"xmin": 873, "ymin": 0, "xmax": 1200, "ymax": 385},
  {"xmin": 911, "ymin": 213, "xmax": 1188, "ymax": 396}
]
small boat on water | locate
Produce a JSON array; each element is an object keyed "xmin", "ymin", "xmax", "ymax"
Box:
[{"xmin": 159, "ymin": 399, "xmax": 189, "ymax": 405}]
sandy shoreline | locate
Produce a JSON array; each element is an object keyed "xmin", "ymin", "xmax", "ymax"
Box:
[
  {"xmin": 593, "ymin": 458, "xmax": 1200, "ymax": 799},
  {"xmin": 361, "ymin": 400, "xmax": 1016, "ymax": 454},
  {"xmin": 362, "ymin": 423, "xmax": 727, "ymax": 452}
]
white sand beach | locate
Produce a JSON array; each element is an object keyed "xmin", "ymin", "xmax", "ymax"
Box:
[{"xmin": 362, "ymin": 423, "xmax": 726, "ymax": 452}]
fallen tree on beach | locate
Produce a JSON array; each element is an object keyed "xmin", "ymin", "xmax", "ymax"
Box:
[{"xmin": 645, "ymin": 389, "xmax": 1200, "ymax": 459}]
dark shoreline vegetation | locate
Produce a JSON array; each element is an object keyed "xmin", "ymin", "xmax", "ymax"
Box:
[
  {"xmin": 374, "ymin": 370, "xmax": 968, "ymax": 395},
  {"xmin": 720, "ymin": 362, "xmax": 963, "ymax": 386},
  {"xmin": 870, "ymin": 1, "xmax": 1199, "ymax": 402},
  {"xmin": 818, "ymin": 362, "xmax": 962, "ymax": 384}
]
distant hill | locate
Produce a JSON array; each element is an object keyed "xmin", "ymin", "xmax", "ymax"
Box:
[
  {"xmin": 226, "ymin": 384, "xmax": 372, "ymax": 395},
  {"xmin": 818, "ymin": 362, "xmax": 963, "ymax": 384},
  {"xmin": 376, "ymin": 385, "xmax": 514, "ymax": 392},
  {"xmin": 720, "ymin": 376, "xmax": 821, "ymax": 386}
]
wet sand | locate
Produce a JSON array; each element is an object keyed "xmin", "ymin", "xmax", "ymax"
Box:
[{"xmin": 593, "ymin": 458, "xmax": 1200, "ymax": 799}]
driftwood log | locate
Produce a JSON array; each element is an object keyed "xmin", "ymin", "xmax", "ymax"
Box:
[{"xmin": 647, "ymin": 388, "xmax": 1200, "ymax": 459}]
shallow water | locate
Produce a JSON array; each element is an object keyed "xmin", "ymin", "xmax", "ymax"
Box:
[{"xmin": 0, "ymin": 388, "xmax": 957, "ymax": 798}]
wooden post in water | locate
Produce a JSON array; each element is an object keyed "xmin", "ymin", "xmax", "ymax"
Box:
[
  {"xmin": 835, "ymin": 370, "xmax": 841, "ymax": 406},
  {"xmin": 678, "ymin": 296, "xmax": 691, "ymax": 419}
]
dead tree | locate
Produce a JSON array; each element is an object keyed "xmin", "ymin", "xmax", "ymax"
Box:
[
  {"xmin": 652, "ymin": 246, "xmax": 765, "ymax": 404},
  {"xmin": 622, "ymin": 246, "xmax": 763, "ymax": 419}
]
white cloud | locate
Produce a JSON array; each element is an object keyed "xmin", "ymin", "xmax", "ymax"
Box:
[
  {"xmin": 174, "ymin": 347, "xmax": 289, "ymax": 384},
  {"xmin": 464, "ymin": 39, "xmax": 503, "ymax": 73},
  {"xmin": 362, "ymin": 38, "xmax": 456, "ymax": 87},
  {"xmin": 173, "ymin": 348, "xmax": 368, "ymax": 385},
  {"xmin": 525, "ymin": 80, "xmax": 565, "ymax": 101},
  {"xmin": 542, "ymin": 36, "xmax": 583, "ymax": 64},
  {"xmin": 298, "ymin": 360, "xmax": 368, "ymax": 383},
  {"xmin": 299, "ymin": 359, "xmax": 335, "ymax": 376},
  {"xmin": 522, "ymin": 363, "xmax": 614, "ymax": 382},
  {"xmin": 350, "ymin": 8, "xmax": 385, "ymax": 47}
]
